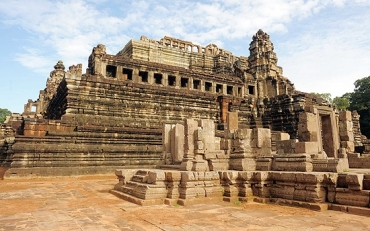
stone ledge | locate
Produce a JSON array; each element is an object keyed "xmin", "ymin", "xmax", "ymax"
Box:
[
  {"xmin": 3, "ymin": 166, "xmax": 156, "ymax": 178},
  {"xmin": 109, "ymin": 189, "xmax": 165, "ymax": 206},
  {"xmin": 329, "ymin": 204, "xmax": 370, "ymax": 216},
  {"xmin": 253, "ymin": 197, "xmax": 329, "ymax": 211}
]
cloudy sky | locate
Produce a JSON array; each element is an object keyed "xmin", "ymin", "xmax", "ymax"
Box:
[{"xmin": 0, "ymin": 0, "xmax": 369, "ymax": 113}]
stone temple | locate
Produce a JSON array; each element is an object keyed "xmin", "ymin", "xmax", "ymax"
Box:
[{"xmin": 1, "ymin": 30, "xmax": 370, "ymax": 213}]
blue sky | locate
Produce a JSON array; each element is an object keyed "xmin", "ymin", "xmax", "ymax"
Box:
[{"xmin": 0, "ymin": 0, "xmax": 369, "ymax": 113}]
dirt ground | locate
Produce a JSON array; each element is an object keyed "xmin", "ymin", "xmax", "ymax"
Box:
[{"xmin": 1, "ymin": 174, "xmax": 370, "ymax": 230}]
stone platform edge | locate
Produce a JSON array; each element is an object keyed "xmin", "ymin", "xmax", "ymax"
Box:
[
  {"xmin": 110, "ymin": 189, "xmax": 370, "ymax": 217},
  {"xmin": 0, "ymin": 165, "xmax": 156, "ymax": 178}
]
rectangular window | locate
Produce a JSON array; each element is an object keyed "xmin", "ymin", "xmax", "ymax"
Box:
[
  {"xmin": 168, "ymin": 75, "xmax": 176, "ymax": 86},
  {"xmin": 193, "ymin": 79, "xmax": 201, "ymax": 90},
  {"xmin": 227, "ymin": 86, "xmax": 233, "ymax": 95},
  {"xmin": 123, "ymin": 68, "xmax": 133, "ymax": 80},
  {"xmin": 248, "ymin": 85, "xmax": 255, "ymax": 95},
  {"xmin": 181, "ymin": 78, "xmax": 189, "ymax": 88},
  {"xmin": 205, "ymin": 82, "xmax": 212, "ymax": 91},
  {"xmin": 106, "ymin": 65, "xmax": 117, "ymax": 78},
  {"xmin": 154, "ymin": 73, "xmax": 163, "ymax": 84},
  {"xmin": 238, "ymin": 87, "xmax": 242, "ymax": 96},
  {"xmin": 216, "ymin": 84, "xmax": 223, "ymax": 93},
  {"xmin": 139, "ymin": 71, "xmax": 148, "ymax": 82}
]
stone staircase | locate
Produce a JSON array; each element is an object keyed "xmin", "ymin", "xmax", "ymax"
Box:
[{"xmin": 110, "ymin": 169, "xmax": 224, "ymax": 206}]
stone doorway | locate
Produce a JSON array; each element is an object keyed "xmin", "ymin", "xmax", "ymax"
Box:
[{"xmin": 320, "ymin": 114, "xmax": 335, "ymax": 158}]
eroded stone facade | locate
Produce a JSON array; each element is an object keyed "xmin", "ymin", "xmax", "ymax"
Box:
[{"xmin": 0, "ymin": 29, "xmax": 369, "ymax": 178}]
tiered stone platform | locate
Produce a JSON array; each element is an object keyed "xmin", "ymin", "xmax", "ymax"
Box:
[{"xmin": 110, "ymin": 169, "xmax": 370, "ymax": 215}]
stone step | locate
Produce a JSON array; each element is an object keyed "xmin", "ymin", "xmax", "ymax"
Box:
[
  {"xmin": 157, "ymin": 165, "xmax": 181, "ymax": 170},
  {"xmin": 109, "ymin": 189, "xmax": 165, "ymax": 206}
]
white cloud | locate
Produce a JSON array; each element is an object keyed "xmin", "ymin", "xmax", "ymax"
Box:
[
  {"xmin": 278, "ymin": 3, "xmax": 370, "ymax": 97},
  {"xmin": 0, "ymin": 0, "xmax": 369, "ymax": 101},
  {"xmin": 14, "ymin": 47, "xmax": 53, "ymax": 74}
]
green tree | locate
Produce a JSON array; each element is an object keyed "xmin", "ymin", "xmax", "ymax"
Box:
[
  {"xmin": 0, "ymin": 108, "xmax": 11, "ymax": 124},
  {"xmin": 333, "ymin": 95, "xmax": 350, "ymax": 110},
  {"xmin": 348, "ymin": 76, "xmax": 370, "ymax": 137},
  {"xmin": 310, "ymin": 92, "xmax": 333, "ymax": 104}
]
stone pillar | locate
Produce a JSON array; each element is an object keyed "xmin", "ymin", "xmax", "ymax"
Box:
[
  {"xmin": 116, "ymin": 66, "xmax": 124, "ymax": 80},
  {"xmin": 220, "ymin": 98, "xmax": 229, "ymax": 124},
  {"xmin": 296, "ymin": 112, "xmax": 320, "ymax": 155},
  {"xmin": 180, "ymin": 119, "xmax": 198, "ymax": 171},
  {"xmin": 163, "ymin": 124, "xmax": 175, "ymax": 164},
  {"xmin": 148, "ymin": 71, "xmax": 154, "ymax": 84},
  {"xmin": 163, "ymin": 73, "xmax": 168, "ymax": 87},
  {"xmin": 171, "ymin": 124, "xmax": 184, "ymax": 163},
  {"xmin": 132, "ymin": 68, "xmax": 140, "ymax": 82},
  {"xmin": 229, "ymin": 128, "xmax": 256, "ymax": 170},
  {"xmin": 189, "ymin": 77, "xmax": 193, "ymax": 90},
  {"xmin": 339, "ymin": 111, "xmax": 355, "ymax": 154},
  {"xmin": 222, "ymin": 84, "xmax": 227, "ymax": 95},
  {"xmin": 226, "ymin": 112, "xmax": 238, "ymax": 131}
]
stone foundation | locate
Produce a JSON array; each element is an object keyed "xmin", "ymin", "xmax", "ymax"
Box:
[{"xmin": 111, "ymin": 169, "xmax": 370, "ymax": 214}]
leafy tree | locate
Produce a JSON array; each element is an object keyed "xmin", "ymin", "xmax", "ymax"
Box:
[
  {"xmin": 310, "ymin": 92, "xmax": 333, "ymax": 104},
  {"xmin": 333, "ymin": 95, "xmax": 350, "ymax": 110},
  {"xmin": 0, "ymin": 108, "xmax": 11, "ymax": 124},
  {"xmin": 348, "ymin": 76, "xmax": 370, "ymax": 138}
]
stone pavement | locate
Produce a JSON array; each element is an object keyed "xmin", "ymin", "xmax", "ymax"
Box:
[{"xmin": 1, "ymin": 175, "xmax": 370, "ymax": 231}]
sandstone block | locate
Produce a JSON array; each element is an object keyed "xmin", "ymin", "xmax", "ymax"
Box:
[
  {"xmin": 251, "ymin": 171, "xmax": 271, "ymax": 182},
  {"xmin": 147, "ymin": 170, "xmax": 166, "ymax": 184},
  {"xmin": 339, "ymin": 111, "xmax": 352, "ymax": 121},
  {"xmin": 238, "ymin": 171, "xmax": 253, "ymax": 181},
  {"xmin": 253, "ymin": 128, "xmax": 271, "ymax": 140},
  {"xmin": 198, "ymin": 119, "xmax": 215, "ymax": 136},
  {"xmin": 271, "ymin": 185, "xmax": 294, "ymax": 200},
  {"xmin": 335, "ymin": 190, "xmax": 369, "ymax": 207},
  {"xmin": 184, "ymin": 119, "xmax": 198, "ymax": 151},
  {"xmin": 338, "ymin": 147, "xmax": 348, "ymax": 158},
  {"xmin": 276, "ymin": 139, "xmax": 296, "ymax": 154},
  {"xmin": 171, "ymin": 124, "xmax": 184, "ymax": 163},
  {"xmin": 180, "ymin": 160, "xmax": 193, "ymax": 171},
  {"xmin": 192, "ymin": 160, "xmax": 208, "ymax": 172},
  {"xmin": 165, "ymin": 171, "xmax": 182, "ymax": 182},
  {"xmin": 235, "ymin": 128, "xmax": 252, "ymax": 140},
  {"xmin": 196, "ymin": 141, "xmax": 204, "ymax": 150},
  {"xmin": 295, "ymin": 142, "xmax": 319, "ymax": 154},
  {"xmin": 229, "ymin": 158, "xmax": 256, "ymax": 171},
  {"xmin": 194, "ymin": 128, "xmax": 204, "ymax": 141},
  {"xmin": 298, "ymin": 131, "xmax": 318, "ymax": 142},
  {"xmin": 220, "ymin": 139, "xmax": 230, "ymax": 150},
  {"xmin": 226, "ymin": 111, "xmax": 238, "ymax": 131},
  {"xmin": 163, "ymin": 124, "xmax": 174, "ymax": 153},
  {"xmin": 339, "ymin": 121, "xmax": 353, "ymax": 132},
  {"xmin": 346, "ymin": 174, "xmax": 364, "ymax": 191},
  {"xmin": 254, "ymin": 138, "xmax": 272, "ymax": 148},
  {"xmin": 339, "ymin": 131, "xmax": 354, "ymax": 141},
  {"xmin": 221, "ymin": 171, "xmax": 239, "ymax": 183},
  {"xmin": 275, "ymin": 132, "xmax": 290, "ymax": 141},
  {"xmin": 181, "ymin": 171, "xmax": 197, "ymax": 183}
]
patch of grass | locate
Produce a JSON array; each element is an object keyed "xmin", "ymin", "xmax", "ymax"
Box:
[{"xmin": 234, "ymin": 200, "xmax": 242, "ymax": 205}]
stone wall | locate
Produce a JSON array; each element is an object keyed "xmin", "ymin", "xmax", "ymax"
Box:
[{"xmin": 112, "ymin": 169, "xmax": 370, "ymax": 210}]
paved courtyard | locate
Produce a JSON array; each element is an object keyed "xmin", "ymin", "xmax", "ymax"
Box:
[{"xmin": 1, "ymin": 174, "xmax": 370, "ymax": 231}]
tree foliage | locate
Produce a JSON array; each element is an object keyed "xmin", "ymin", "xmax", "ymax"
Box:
[
  {"xmin": 348, "ymin": 76, "xmax": 370, "ymax": 138},
  {"xmin": 310, "ymin": 92, "xmax": 333, "ymax": 104},
  {"xmin": 333, "ymin": 95, "xmax": 350, "ymax": 110},
  {"xmin": 0, "ymin": 108, "xmax": 11, "ymax": 124}
]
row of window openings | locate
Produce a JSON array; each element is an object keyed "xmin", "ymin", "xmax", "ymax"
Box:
[{"xmin": 107, "ymin": 65, "xmax": 254, "ymax": 95}]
